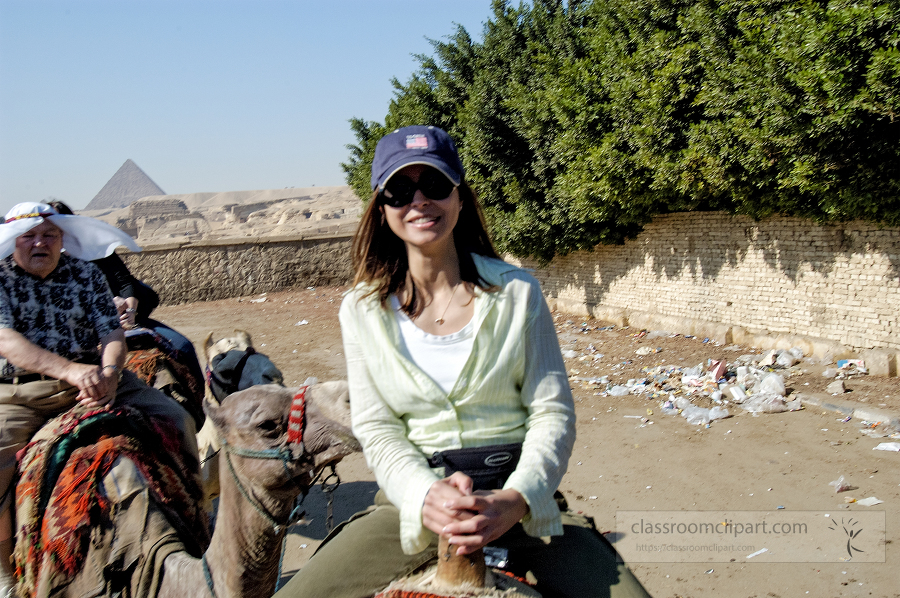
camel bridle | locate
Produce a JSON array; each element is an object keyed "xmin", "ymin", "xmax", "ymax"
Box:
[
  {"xmin": 219, "ymin": 385, "xmax": 312, "ymax": 532},
  {"xmin": 204, "ymin": 386, "xmax": 331, "ymax": 598}
]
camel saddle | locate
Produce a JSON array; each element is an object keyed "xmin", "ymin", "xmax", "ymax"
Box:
[{"xmin": 14, "ymin": 406, "xmax": 209, "ymax": 598}]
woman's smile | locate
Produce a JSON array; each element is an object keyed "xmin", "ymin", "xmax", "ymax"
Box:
[{"xmin": 383, "ymin": 164, "xmax": 461, "ymax": 253}]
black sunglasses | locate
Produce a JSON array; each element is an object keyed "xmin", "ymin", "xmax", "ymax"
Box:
[{"xmin": 379, "ymin": 168, "xmax": 457, "ymax": 208}]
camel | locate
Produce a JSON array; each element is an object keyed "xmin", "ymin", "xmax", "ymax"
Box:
[
  {"xmin": 197, "ymin": 330, "xmax": 291, "ymax": 504},
  {"xmin": 120, "ymin": 327, "xmax": 287, "ymax": 507},
  {"xmin": 15, "ymin": 383, "xmax": 360, "ymax": 598}
]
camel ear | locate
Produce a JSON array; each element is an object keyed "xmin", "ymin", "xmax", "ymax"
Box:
[
  {"xmin": 234, "ymin": 329, "xmax": 252, "ymax": 346},
  {"xmin": 204, "ymin": 332, "xmax": 214, "ymax": 353},
  {"xmin": 204, "ymin": 395, "xmax": 227, "ymax": 431}
]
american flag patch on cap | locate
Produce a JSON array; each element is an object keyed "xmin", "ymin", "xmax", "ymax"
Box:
[{"xmin": 406, "ymin": 134, "xmax": 428, "ymax": 149}]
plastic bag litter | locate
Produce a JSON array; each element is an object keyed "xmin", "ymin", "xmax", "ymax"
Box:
[
  {"xmin": 829, "ymin": 475, "xmax": 852, "ymax": 493},
  {"xmin": 822, "ymin": 368, "xmax": 838, "ymax": 378},
  {"xmin": 788, "ymin": 347, "xmax": 805, "ymax": 359},
  {"xmin": 562, "ymin": 350, "xmax": 579, "ymax": 359},
  {"xmin": 683, "ymin": 406, "xmax": 711, "ymax": 425},
  {"xmin": 776, "ymin": 351, "xmax": 799, "ymax": 368},
  {"xmin": 709, "ymin": 406, "xmax": 730, "ymax": 421},
  {"xmin": 736, "ymin": 366, "xmax": 762, "ymax": 390},
  {"xmin": 758, "ymin": 373, "xmax": 786, "ymax": 396},
  {"xmin": 873, "ymin": 442, "xmax": 900, "ymax": 452},
  {"xmin": 681, "ymin": 365, "xmax": 702, "ymax": 377},
  {"xmin": 661, "ymin": 400, "xmax": 679, "ymax": 415},
  {"xmin": 608, "ymin": 385, "xmax": 630, "ymax": 396},
  {"xmin": 740, "ymin": 392, "xmax": 789, "ymax": 413},
  {"xmin": 674, "ymin": 396, "xmax": 693, "ymax": 411}
]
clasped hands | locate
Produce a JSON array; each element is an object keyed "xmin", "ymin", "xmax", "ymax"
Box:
[
  {"xmin": 422, "ymin": 471, "xmax": 529, "ymax": 556},
  {"xmin": 65, "ymin": 362, "xmax": 118, "ymax": 409}
]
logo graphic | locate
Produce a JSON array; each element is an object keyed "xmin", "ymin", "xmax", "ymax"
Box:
[
  {"xmin": 828, "ymin": 517, "xmax": 864, "ymax": 559},
  {"xmin": 484, "ymin": 452, "xmax": 512, "ymax": 467}
]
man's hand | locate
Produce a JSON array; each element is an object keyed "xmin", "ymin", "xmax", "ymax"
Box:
[
  {"xmin": 66, "ymin": 363, "xmax": 116, "ymax": 408},
  {"xmin": 423, "ymin": 471, "xmax": 529, "ymax": 555}
]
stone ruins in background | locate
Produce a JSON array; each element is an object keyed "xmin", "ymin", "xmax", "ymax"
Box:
[{"xmin": 80, "ymin": 160, "xmax": 362, "ymax": 244}]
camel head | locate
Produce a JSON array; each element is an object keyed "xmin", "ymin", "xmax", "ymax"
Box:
[
  {"xmin": 204, "ymin": 329, "xmax": 252, "ymax": 361},
  {"xmin": 205, "ymin": 383, "xmax": 359, "ymax": 507},
  {"xmin": 203, "ymin": 330, "xmax": 283, "ymax": 401}
]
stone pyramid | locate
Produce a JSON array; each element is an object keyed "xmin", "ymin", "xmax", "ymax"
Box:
[{"xmin": 85, "ymin": 159, "xmax": 165, "ymax": 210}]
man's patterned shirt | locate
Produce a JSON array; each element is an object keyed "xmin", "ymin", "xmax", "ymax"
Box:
[{"xmin": 0, "ymin": 254, "xmax": 119, "ymax": 377}]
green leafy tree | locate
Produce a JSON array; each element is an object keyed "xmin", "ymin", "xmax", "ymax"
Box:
[{"xmin": 343, "ymin": 0, "xmax": 900, "ymax": 261}]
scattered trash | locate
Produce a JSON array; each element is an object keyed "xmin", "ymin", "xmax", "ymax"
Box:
[
  {"xmin": 844, "ymin": 496, "xmax": 857, "ymax": 504},
  {"xmin": 705, "ymin": 569, "xmax": 714, "ymax": 574},
  {"xmin": 707, "ymin": 359, "xmax": 727, "ymax": 380},
  {"xmin": 746, "ymin": 548, "xmax": 768, "ymax": 559},
  {"xmin": 295, "ymin": 320, "xmax": 309, "ymax": 326},
  {"xmin": 249, "ymin": 296, "xmax": 267, "ymax": 303},
  {"xmin": 758, "ymin": 373, "xmax": 786, "ymax": 396},
  {"xmin": 829, "ymin": 476, "xmax": 852, "ymax": 493},
  {"xmin": 739, "ymin": 393, "xmax": 800, "ymax": 414},
  {"xmin": 776, "ymin": 351, "xmax": 799, "ymax": 368},
  {"xmin": 837, "ymin": 359, "xmax": 866, "ymax": 371},
  {"xmin": 683, "ymin": 406, "xmax": 711, "ymax": 426},
  {"xmin": 635, "ymin": 346, "xmax": 656, "ymax": 356},
  {"xmin": 709, "ymin": 406, "xmax": 730, "ymax": 420},
  {"xmin": 859, "ymin": 421, "xmax": 898, "ymax": 438},
  {"xmin": 562, "ymin": 349, "xmax": 579, "ymax": 359},
  {"xmin": 856, "ymin": 497, "xmax": 883, "ymax": 507},
  {"xmin": 873, "ymin": 442, "xmax": 900, "ymax": 452},
  {"xmin": 822, "ymin": 368, "xmax": 838, "ymax": 378},
  {"xmin": 729, "ymin": 386, "xmax": 747, "ymax": 402}
]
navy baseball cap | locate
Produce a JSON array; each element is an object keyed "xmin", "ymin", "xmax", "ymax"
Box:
[{"xmin": 370, "ymin": 125, "xmax": 464, "ymax": 191}]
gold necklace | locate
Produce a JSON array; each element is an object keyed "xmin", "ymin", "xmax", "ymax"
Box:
[{"xmin": 435, "ymin": 283, "xmax": 460, "ymax": 325}]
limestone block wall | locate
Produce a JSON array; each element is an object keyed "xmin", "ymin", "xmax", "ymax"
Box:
[
  {"xmin": 116, "ymin": 213, "xmax": 899, "ymax": 365},
  {"xmin": 512, "ymin": 212, "xmax": 899, "ymax": 362},
  {"xmin": 120, "ymin": 233, "xmax": 353, "ymax": 304}
]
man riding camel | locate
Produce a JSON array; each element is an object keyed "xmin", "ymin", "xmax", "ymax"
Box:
[{"xmin": 0, "ymin": 202, "xmax": 200, "ymax": 597}]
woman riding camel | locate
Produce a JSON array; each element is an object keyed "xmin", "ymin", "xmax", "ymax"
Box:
[{"xmin": 277, "ymin": 126, "xmax": 651, "ymax": 597}]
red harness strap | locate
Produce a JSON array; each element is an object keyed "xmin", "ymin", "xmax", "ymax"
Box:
[{"xmin": 287, "ymin": 386, "xmax": 307, "ymax": 445}]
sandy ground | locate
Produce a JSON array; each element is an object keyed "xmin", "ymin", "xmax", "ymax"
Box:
[{"xmin": 155, "ymin": 287, "xmax": 900, "ymax": 598}]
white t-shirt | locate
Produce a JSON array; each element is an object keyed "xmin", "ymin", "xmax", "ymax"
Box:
[{"xmin": 392, "ymin": 295, "xmax": 474, "ymax": 394}]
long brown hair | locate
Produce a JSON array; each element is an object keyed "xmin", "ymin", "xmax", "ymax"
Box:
[{"xmin": 351, "ymin": 181, "xmax": 500, "ymax": 317}]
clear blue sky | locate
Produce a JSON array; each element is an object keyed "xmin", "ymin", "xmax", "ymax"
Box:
[{"xmin": 0, "ymin": 0, "xmax": 497, "ymax": 215}]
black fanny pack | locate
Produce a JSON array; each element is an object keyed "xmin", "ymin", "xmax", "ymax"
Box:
[{"xmin": 427, "ymin": 442, "xmax": 522, "ymax": 491}]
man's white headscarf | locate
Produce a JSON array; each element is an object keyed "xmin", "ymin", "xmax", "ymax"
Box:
[{"xmin": 0, "ymin": 202, "xmax": 140, "ymax": 261}]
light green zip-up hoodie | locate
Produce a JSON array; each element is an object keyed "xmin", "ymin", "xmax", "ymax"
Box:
[{"xmin": 339, "ymin": 254, "xmax": 576, "ymax": 554}]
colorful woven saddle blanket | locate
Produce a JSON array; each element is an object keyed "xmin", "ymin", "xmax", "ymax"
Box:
[{"xmin": 14, "ymin": 406, "xmax": 209, "ymax": 598}]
